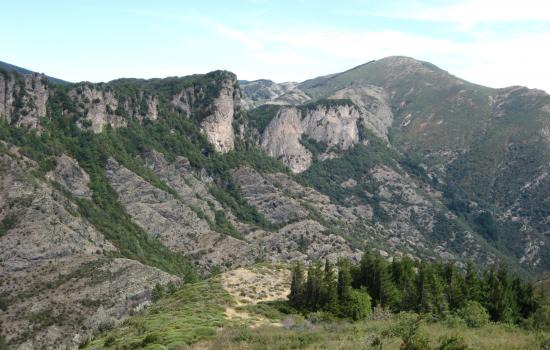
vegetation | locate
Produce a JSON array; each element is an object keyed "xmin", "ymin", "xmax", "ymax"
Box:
[
  {"xmin": 207, "ymin": 312, "xmax": 549, "ymax": 350},
  {"xmin": 84, "ymin": 278, "xmax": 235, "ymax": 349},
  {"xmin": 0, "ymin": 214, "xmax": 17, "ymax": 237},
  {"xmin": 289, "ymin": 252, "xmax": 545, "ymax": 326},
  {"xmin": 0, "ymin": 70, "xmax": 286, "ymax": 280}
]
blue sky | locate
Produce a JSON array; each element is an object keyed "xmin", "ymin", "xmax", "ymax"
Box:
[{"xmin": 2, "ymin": 0, "xmax": 550, "ymax": 92}]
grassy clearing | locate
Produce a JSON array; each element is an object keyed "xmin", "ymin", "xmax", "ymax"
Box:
[
  {"xmin": 84, "ymin": 278, "xmax": 235, "ymax": 350},
  {"xmin": 205, "ymin": 315, "xmax": 550, "ymax": 350},
  {"xmin": 84, "ymin": 264, "xmax": 550, "ymax": 350}
]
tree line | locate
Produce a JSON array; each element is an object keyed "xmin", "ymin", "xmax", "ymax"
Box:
[{"xmin": 288, "ymin": 252, "xmax": 545, "ymax": 324}]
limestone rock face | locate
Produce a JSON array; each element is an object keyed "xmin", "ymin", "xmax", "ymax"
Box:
[
  {"xmin": 259, "ymin": 102, "xmax": 383, "ymax": 173},
  {"xmin": 260, "ymin": 107, "xmax": 312, "ymax": 173},
  {"xmin": 240, "ymin": 79, "xmax": 311, "ymax": 110},
  {"xmin": 46, "ymin": 154, "xmax": 92, "ymax": 198},
  {"xmin": 0, "ymin": 72, "xmax": 48, "ymax": 129},
  {"xmin": 67, "ymin": 85, "xmax": 161, "ymax": 133},
  {"xmin": 200, "ymin": 77, "xmax": 239, "ymax": 153},
  {"xmin": 232, "ymin": 167, "xmax": 309, "ymax": 224},
  {"xmin": 105, "ymin": 158, "xmax": 213, "ymax": 253},
  {"xmin": 69, "ymin": 85, "xmax": 126, "ymax": 133},
  {"xmin": 302, "ymin": 104, "xmax": 362, "ymax": 150},
  {"xmin": 329, "ymin": 85, "xmax": 393, "ymax": 140},
  {"xmin": 0, "ymin": 145, "xmax": 179, "ymax": 350}
]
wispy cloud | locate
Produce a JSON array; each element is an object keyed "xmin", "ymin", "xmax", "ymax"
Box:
[
  {"xmin": 210, "ymin": 20, "xmax": 550, "ymax": 92},
  {"xmin": 360, "ymin": 0, "xmax": 550, "ymax": 29}
]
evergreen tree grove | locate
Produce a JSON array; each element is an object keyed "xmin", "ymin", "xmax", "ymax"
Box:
[{"xmin": 287, "ymin": 252, "xmax": 546, "ymax": 324}]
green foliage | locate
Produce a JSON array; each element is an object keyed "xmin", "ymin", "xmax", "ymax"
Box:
[
  {"xmin": 343, "ymin": 289, "xmax": 372, "ymax": 321},
  {"xmin": 290, "ymin": 252, "xmax": 545, "ymax": 326},
  {"xmin": 300, "ymin": 136, "xmax": 328, "ymax": 158},
  {"xmin": 85, "ymin": 278, "xmax": 234, "ymax": 349},
  {"xmin": 214, "ymin": 210, "xmax": 243, "ymax": 240},
  {"xmin": 524, "ymin": 305, "xmax": 550, "ymax": 331},
  {"xmin": 436, "ymin": 336, "xmax": 471, "ymax": 350},
  {"xmin": 297, "ymin": 130, "xmax": 404, "ymax": 224},
  {"xmin": 0, "ymin": 335, "xmax": 7, "ymax": 350},
  {"xmin": 0, "ymin": 214, "xmax": 17, "ymax": 237},
  {"xmin": 355, "ymin": 252, "xmax": 401, "ymax": 310},
  {"xmin": 298, "ymin": 98, "xmax": 355, "ymax": 114},
  {"xmin": 288, "ymin": 258, "xmax": 373, "ymax": 321},
  {"xmin": 398, "ymin": 315, "xmax": 431, "ymax": 350},
  {"xmin": 246, "ymin": 104, "xmax": 281, "ymax": 133},
  {"xmin": 457, "ymin": 301, "xmax": 490, "ymax": 328}
]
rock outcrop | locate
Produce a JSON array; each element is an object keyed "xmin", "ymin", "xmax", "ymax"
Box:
[
  {"xmin": 0, "ymin": 71, "xmax": 48, "ymax": 129},
  {"xmin": 260, "ymin": 107, "xmax": 312, "ymax": 173},
  {"xmin": 329, "ymin": 85, "xmax": 393, "ymax": 140},
  {"xmin": 46, "ymin": 154, "xmax": 92, "ymax": 198},
  {"xmin": 0, "ymin": 144, "xmax": 179, "ymax": 350},
  {"xmin": 200, "ymin": 76, "xmax": 239, "ymax": 153},
  {"xmin": 259, "ymin": 102, "xmax": 384, "ymax": 173},
  {"xmin": 240, "ymin": 80, "xmax": 310, "ymax": 110}
]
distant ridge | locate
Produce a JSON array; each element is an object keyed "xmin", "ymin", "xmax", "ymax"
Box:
[{"xmin": 0, "ymin": 60, "xmax": 68, "ymax": 84}]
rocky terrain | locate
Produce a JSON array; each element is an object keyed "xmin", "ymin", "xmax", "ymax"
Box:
[{"xmin": 0, "ymin": 56, "xmax": 549, "ymax": 348}]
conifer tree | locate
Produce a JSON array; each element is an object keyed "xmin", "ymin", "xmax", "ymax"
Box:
[
  {"xmin": 289, "ymin": 262, "xmax": 305, "ymax": 308},
  {"xmin": 379, "ymin": 262, "xmax": 400, "ymax": 310},
  {"xmin": 323, "ymin": 258, "xmax": 338, "ymax": 313},
  {"xmin": 337, "ymin": 258, "xmax": 353, "ymax": 303},
  {"xmin": 464, "ymin": 260, "xmax": 481, "ymax": 302},
  {"xmin": 305, "ymin": 262, "xmax": 324, "ymax": 310}
]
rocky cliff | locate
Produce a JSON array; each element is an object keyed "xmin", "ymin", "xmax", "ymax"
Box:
[
  {"xmin": 0, "ymin": 144, "xmax": 179, "ymax": 349},
  {"xmin": 0, "ymin": 71, "xmax": 48, "ymax": 129},
  {"xmin": 2, "ymin": 56, "xmax": 550, "ymax": 349}
]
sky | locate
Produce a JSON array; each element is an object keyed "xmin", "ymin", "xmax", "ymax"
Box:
[{"xmin": 2, "ymin": 0, "xmax": 550, "ymax": 92}]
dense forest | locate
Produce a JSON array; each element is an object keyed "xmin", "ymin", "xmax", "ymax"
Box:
[{"xmin": 288, "ymin": 252, "xmax": 549, "ymax": 329}]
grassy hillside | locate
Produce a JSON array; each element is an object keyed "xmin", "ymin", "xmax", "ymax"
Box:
[{"xmin": 84, "ymin": 263, "xmax": 550, "ymax": 350}]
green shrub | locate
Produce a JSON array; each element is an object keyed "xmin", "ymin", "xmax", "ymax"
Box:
[
  {"xmin": 436, "ymin": 336, "xmax": 471, "ymax": 350},
  {"xmin": 341, "ymin": 289, "xmax": 372, "ymax": 321},
  {"xmin": 398, "ymin": 315, "xmax": 431, "ymax": 350},
  {"xmin": 443, "ymin": 315, "xmax": 466, "ymax": 328},
  {"xmin": 524, "ymin": 305, "xmax": 550, "ymax": 331},
  {"xmin": 457, "ymin": 301, "xmax": 489, "ymax": 328},
  {"xmin": 306, "ymin": 311, "xmax": 336, "ymax": 324}
]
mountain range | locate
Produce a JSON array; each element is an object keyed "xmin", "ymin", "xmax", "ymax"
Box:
[{"xmin": 0, "ymin": 56, "xmax": 549, "ymax": 349}]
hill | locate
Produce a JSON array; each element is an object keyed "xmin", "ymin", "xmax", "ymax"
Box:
[{"xmin": 1, "ymin": 56, "xmax": 549, "ymax": 348}]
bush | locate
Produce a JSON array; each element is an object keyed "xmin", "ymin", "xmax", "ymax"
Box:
[
  {"xmin": 436, "ymin": 335, "xmax": 471, "ymax": 350},
  {"xmin": 457, "ymin": 301, "xmax": 489, "ymax": 328},
  {"xmin": 399, "ymin": 316, "xmax": 431, "ymax": 350},
  {"xmin": 443, "ymin": 315, "xmax": 467, "ymax": 328},
  {"xmin": 341, "ymin": 289, "xmax": 372, "ymax": 321},
  {"xmin": 306, "ymin": 311, "xmax": 336, "ymax": 324},
  {"xmin": 524, "ymin": 305, "xmax": 550, "ymax": 331}
]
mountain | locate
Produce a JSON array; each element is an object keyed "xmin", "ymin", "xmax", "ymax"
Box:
[
  {"xmin": 0, "ymin": 56, "xmax": 549, "ymax": 348},
  {"xmin": 0, "ymin": 60, "xmax": 68, "ymax": 84},
  {"xmin": 244, "ymin": 56, "xmax": 550, "ymax": 269}
]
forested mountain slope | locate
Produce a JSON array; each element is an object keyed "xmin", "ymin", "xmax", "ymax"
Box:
[{"xmin": 0, "ymin": 56, "xmax": 549, "ymax": 348}]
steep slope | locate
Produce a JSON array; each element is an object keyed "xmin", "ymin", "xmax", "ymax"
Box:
[
  {"xmin": 0, "ymin": 143, "xmax": 180, "ymax": 349},
  {"xmin": 239, "ymin": 79, "xmax": 310, "ymax": 110},
  {"xmin": 2, "ymin": 56, "xmax": 549, "ymax": 348},
  {"xmin": 0, "ymin": 68, "xmax": 366, "ymax": 349},
  {"xmin": 244, "ymin": 56, "xmax": 550, "ymax": 273}
]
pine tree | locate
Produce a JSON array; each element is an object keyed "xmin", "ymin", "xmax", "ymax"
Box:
[
  {"xmin": 392, "ymin": 256, "xmax": 417, "ymax": 311},
  {"xmin": 289, "ymin": 262, "xmax": 305, "ymax": 309},
  {"xmin": 305, "ymin": 262, "xmax": 324, "ymax": 310},
  {"xmin": 337, "ymin": 258, "xmax": 353, "ymax": 303},
  {"xmin": 323, "ymin": 258, "xmax": 338, "ymax": 313},
  {"xmin": 379, "ymin": 263, "xmax": 400, "ymax": 310},
  {"xmin": 443, "ymin": 262, "xmax": 466, "ymax": 310},
  {"xmin": 464, "ymin": 260, "xmax": 481, "ymax": 302}
]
